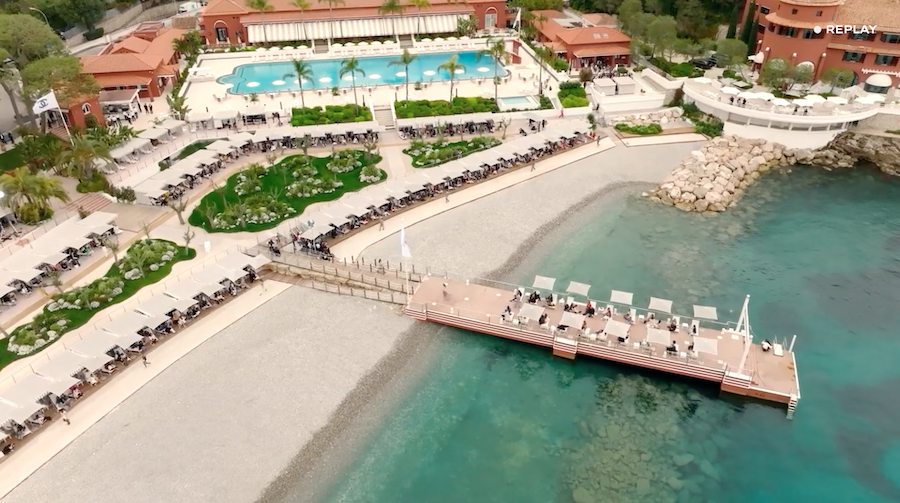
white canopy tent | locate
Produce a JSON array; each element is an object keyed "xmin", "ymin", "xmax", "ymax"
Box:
[
  {"xmin": 159, "ymin": 119, "xmax": 186, "ymax": 133},
  {"xmin": 213, "ymin": 109, "xmax": 240, "ymax": 122},
  {"xmin": 517, "ymin": 303, "xmax": 545, "ymax": 320},
  {"xmin": 134, "ymin": 295, "xmax": 180, "ymax": 318},
  {"xmin": 100, "ymin": 312, "xmax": 157, "ymax": 337},
  {"xmin": 71, "ymin": 331, "xmax": 127, "ymax": 357},
  {"xmin": 205, "ymin": 140, "xmax": 240, "ymax": 153},
  {"xmin": 604, "ymin": 319, "xmax": 631, "ymax": 339},
  {"xmin": 558, "ymin": 311, "xmax": 584, "ymax": 329},
  {"xmin": 610, "ymin": 290, "xmax": 634, "ymax": 305},
  {"xmin": 692, "ymin": 337, "xmax": 718, "ymax": 355},
  {"xmin": 532, "ymin": 275, "xmax": 556, "ymax": 290},
  {"xmin": 165, "ymin": 278, "xmax": 218, "ymax": 301},
  {"xmin": 645, "ymin": 327, "xmax": 672, "ymax": 345},
  {"xmin": 229, "ymin": 132, "xmax": 255, "ymax": 144},
  {"xmin": 138, "ymin": 128, "xmax": 170, "ymax": 141},
  {"xmin": 35, "ymin": 351, "xmax": 88, "ymax": 381},
  {"xmin": 1, "ymin": 373, "xmax": 78, "ymax": 407},
  {"xmin": 566, "ymin": 281, "xmax": 591, "ymax": 297},
  {"xmin": 692, "ymin": 305, "xmax": 718, "ymax": 320},
  {"xmin": 185, "ymin": 111, "xmax": 212, "ymax": 123},
  {"xmin": 647, "ymin": 297, "xmax": 673, "ymax": 314}
]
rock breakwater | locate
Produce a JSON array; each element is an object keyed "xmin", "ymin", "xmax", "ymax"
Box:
[
  {"xmin": 650, "ymin": 135, "xmax": 855, "ymax": 212},
  {"xmin": 826, "ymin": 131, "xmax": 900, "ymax": 176},
  {"xmin": 609, "ymin": 107, "xmax": 683, "ymax": 127}
]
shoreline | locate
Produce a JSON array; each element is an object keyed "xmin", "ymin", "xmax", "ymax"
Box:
[{"xmin": 255, "ymin": 182, "xmax": 652, "ymax": 503}]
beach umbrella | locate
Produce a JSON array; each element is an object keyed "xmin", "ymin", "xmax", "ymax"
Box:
[
  {"xmin": 770, "ymin": 98, "xmax": 790, "ymax": 107},
  {"xmin": 755, "ymin": 92, "xmax": 775, "ymax": 101},
  {"xmin": 693, "ymin": 77, "xmax": 712, "ymax": 84},
  {"xmin": 793, "ymin": 99, "xmax": 813, "ymax": 107},
  {"xmin": 826, "ymin": 96, "xmax": 848, "ymax": 105},
  {"xmin": 721, "ymin": 87, "xmax": 740, "ymax": 95},
  {"xmin": 804, "ymin": 94, "xmax": 826, "ymax": 104}
]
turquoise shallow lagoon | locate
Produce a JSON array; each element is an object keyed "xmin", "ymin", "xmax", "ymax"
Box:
[{"xmin": 315, "ymin": 165, "xmax": 900, "ymax": 503}]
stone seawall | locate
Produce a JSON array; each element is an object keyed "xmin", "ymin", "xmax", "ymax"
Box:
[
  {"xmin": 650, "ymin": 135, "xmax": 854, "ymax": 212},
  {"xmin": 825, "ymin": 131, "xmax": 900, "ymax": 176}
]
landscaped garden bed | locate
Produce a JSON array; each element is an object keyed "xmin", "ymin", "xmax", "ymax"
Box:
[
  {"xmin": 188, "ymin": 151, "xmax": 384, "ymax": 233},
  {"xmin": 558, "ymin": 82, "xmax": 590, "ymax": 108},
  {"xmin": 1, "ymin": 239, "xmax": 196, "ymax": 368},
  {"xmin": 614, "ymin": 123, "xmax": 663, "ymax": 135},
  {"xmin": 649, "ymin": 58, "xmax": 704, "ymax": 78},
  {"xmin": 160, "ymin": 140, "xmax": 216, "ymax": 169},
  {"xmin": 395, "ymin": 97, "xmax": 499, "ymax": 118},
  {"xmin": 404, "ymin": 136, "xmax": 501, "ymax": 168},
  {"xmin": 290, "ymin": 105, "xmax": 373, "ymax": 126}
]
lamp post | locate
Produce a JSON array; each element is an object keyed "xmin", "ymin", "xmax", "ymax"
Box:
[{"xmin": 29, "ymin": 7, "xmax": 50, "ymax": 26}]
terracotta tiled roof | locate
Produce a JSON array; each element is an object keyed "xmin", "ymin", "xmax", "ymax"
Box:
[
  {"xmin": 780, "ymin": 0, "xmax": 840, "ymax": 5},
  {"xmin": 202, "ymin": 0, "xmax": 249, "ymax": 16},
  {"xmin": 110, "ymin": 36, "xmax": 151, "ymax": 54},
  {"xmin": 144, "ymin": 27, "xmax": 186, "ymax": 63},
  {"xmin": 81, "ymin": 54, "xmax": 163, "ymax": 74},
  {"xmin": 581, "ymin": 13, "xmax": 617, "ymax": 27},
  {"xmin": 94, "ymin": 74, "xmax": 153, "ymax": 88},
  {"xmin": 764, "ymin": 13, "xmax": 820, "ymax": 29},
  {"xmin": 241, "ymin": 3, "xmax": 472, "ymax": 23},
  {"xmin": 557, "ymin": 26, "xmax": 630, "ymax": 46},
  {"xmin": 835, "ymin": 0, "xmax": 900, "ymax": 32},
  {"xmin": 158, "ymin": 64, "xmax": 180, "ymax": 77}
]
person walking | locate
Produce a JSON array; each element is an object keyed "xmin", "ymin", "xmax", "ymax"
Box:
[
  {"xmin": 60, "ymin": 409, "xmax": 70, "ymax": 425},
  {"xmin": 379, "ymin": 219, "xmax": 385, "ymax": 231},
  {"xmin": 445, "ymin": 194, "xmax": 449, "ymax": 203},
  {"xmin": 531, "ymin": 160, "xmax": 536, "ymax": 171},
  {"xmin": 142, "ymin": 355, "xmax": 150, "ymax": 367}
]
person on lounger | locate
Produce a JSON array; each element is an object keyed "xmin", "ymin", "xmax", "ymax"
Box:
[
  {"xmin": 538, "ymin": 313, "xmax": 548, "ymax": 326},
  {"xmin": 761, "ymin": 339, "xmax": 772, "ymax": 352},
  {"xmin": 624, "ymin": 312, "xmax": 634, "ymax": 324},
  {"xmin": 644, "ymin": 313, "xmax": 655, "ymax": 324},
  {"xmin": 545, "ymin": 293, "xmax": 555, "ymax": 306},
  {"xmin": 667, "ymin": 341, "xmax": 678, "ymax": 353},
  {"xmin": 668, "ymin": 320, "xmax": 677, "ymax": 332}
]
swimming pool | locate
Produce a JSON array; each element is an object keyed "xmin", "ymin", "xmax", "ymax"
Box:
[
  {"xmin": 497, "ymin": 95, "xmax": 539, "ymax": 111},
  {"xmin": 218, "ymin": 51, "xmax": 507, "ymax": 95}
]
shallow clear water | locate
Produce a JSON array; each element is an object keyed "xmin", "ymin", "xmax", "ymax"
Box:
[
  {"xmin": 316, "ymin": 165, "xmax": 900, "ymax": 503},
  {"xmin": 218, "ymin": 52, "xmax": 505, "ymax": 94}
]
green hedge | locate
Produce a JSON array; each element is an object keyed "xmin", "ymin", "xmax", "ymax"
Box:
[
  {"xmin": 0, "ymin": 146, "xmax": 24, "ymax": 172},
  {"xmin": 84, "ymin": 27, "xmax": 104, "ymax": 41},
  {"xmin": 188, "ymin": 152, "xmax": 384, "ymax": 233},
  {"xmin": 160, "ymin": 140, "xmax": 215, "ymax": 169},
  {"xmin": 650, "ymin": 58, "xmax": 704, "ymax": 78},
  {"xmin": 394, "ymin": 97, "xmax": 499, "ymax": 118},
  {"xmin": 558, "ymin": 83, "xmax": 590, "ymax": 108},
  {"xmin": 614, "ymin": 123, "xmax": 663, "ymax": 135},
  {"xmin": 404, "ymin": 136, "xmax": 501, "ymax": 168},
  {"xmin": 289, "ymin": 104, "xmax": 373, "ymax": 126},
  {"xmin": 694, "ymin": 119, "xmax": 724, "ymax": 137}
]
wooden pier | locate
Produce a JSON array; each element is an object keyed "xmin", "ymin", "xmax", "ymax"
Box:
[{"xmin": 404, "ymin": 276, "xmax": 800, "ymax": 416}]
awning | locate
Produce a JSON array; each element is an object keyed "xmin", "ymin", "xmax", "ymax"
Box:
[
  {"xmin": 71, "ymin": 330, "xmax": 125, "ymax": 357},
  {"xmin": 517, "ymin": 303, "xmax": 545, "ymax": 320},
  {"xmin": 1, "ymin": 373, "xmax": 77, "ymax": 405},
  {"xmin": 604, "ymin": 319, "xmax": 630, "ymax": 339},
  {"xmin": 645, "ymin": 327, "xmax": 671, "ymax": 345},
  {"xmin": 35, "ymin": 351, "xmax": 88, "ymax": 381},
  {"xmin": 229, "ymin": 132, "xmax": 255, "ymax": 144},
  {"xmin": 99, "ymin": 88, "xmax": 140, "ymax": 105},
  {"xmin": 165, "ymin": 278, "xmax": 212, "ymax": 300},
  {"xmin": 558, "ymin": 311, "xmax": 584, "ymax": 329},
  {"xmin": 138, "ymin": 128, "xmax": 170, "ymax": 140},
  {"xmin": 205, "ymin": 140, "xmax": 239, "ymax": 153},
  {"xmin": 186, "ymin": 111, "xmax": 213, "ymax": 123},
  {"xmin": 573, "ymin": 45, "xmax": 631, "ymax": 58},
  {"xmin": 134, "ymin": 296, "xmax": 180, "ymax": 318},
  {"xmin": 692, "ymin": 305, "xmax": 718, "ymax": 320},
  {"xmin": 610, "ymin": 290, "xmax": 634, "ymax": 305},
  {"xmin": 101, "ymin": 312, "xmax": 156, "ymax": 337},
  {"xmin": 648, "ymin": 297, "xmax": 673, "ymax": 314},
  {"xmin": 532, "ymin": 275, "xmax": 556, "ymax": 290},
  {"xmin": 0, "ymin": 398, "xmax": 41, "ymax": 425},
  {"xmin": 244, "ymin": 105, "xmax": 266, "ymax": 117},
  {"xmin": 213, "ymin": 109, "xmax": 240, "ymax": 120},
  {"xmin": 159, "ymin": 119, "xmax": 186, "ymax": 133},
  {"xmin": 692, "ymin": 337, "xmax": 718, "ymax": 355},
  {"xmin": 566, "ymin": 281, "xmax": 591, "ymax": 297}
]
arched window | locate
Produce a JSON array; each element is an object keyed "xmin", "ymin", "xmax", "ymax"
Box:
[
  {"xmin": 484, "ymin": 7, "xmax": 498, "ymax": 30},
  {"xmin": 214, "ymin": 20, "xmax": 229, "ymax": 43},
  {"xmin": 81, "ymin": 103, "xmax": 91, "ymax": 114}
]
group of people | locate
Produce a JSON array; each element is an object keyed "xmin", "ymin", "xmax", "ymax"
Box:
[{"xmin": 398, "ymin": 120, "xmax": 496, "ymax": 140}]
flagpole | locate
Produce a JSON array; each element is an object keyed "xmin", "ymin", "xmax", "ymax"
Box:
[{"xmin": 51, "ymin": 88, "xmax": 74, "ymax": 145}]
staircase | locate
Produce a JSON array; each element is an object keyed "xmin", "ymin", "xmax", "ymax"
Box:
[
  {"xmin": 373, "ymin": 105, "xmax": 396, "ymax": 130},
  {"xmin": 399, "ymin": 35, "xmax": 415, "ymax": 49},
  {"xmin": 786, "ymin": 394, "xmax": 799, "ymax": 420},
  {"xmin": 312, "ymin": 40, "xmax": 329, "ymax": 54},
  {"xmin": 66, "ymin": 192, "xmax": 113, "ymax": 213}
]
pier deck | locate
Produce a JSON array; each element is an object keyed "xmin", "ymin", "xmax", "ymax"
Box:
[{"xmin": 404, "ymin": 276, "xmax": 799, "ymax": 408}]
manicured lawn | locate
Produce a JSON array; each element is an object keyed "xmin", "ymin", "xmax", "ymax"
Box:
[
  {"xmin": 558, "ymin": 83, "xmax": 590, "ymax": 108},
  {"xmin": 0, "ymin": 240, "xmax": 196, "ymax": 371},
  {"xmin": 160, "ymin": 140, "xmax": 216, "ymax": 169},
  {"xmin": 290, "ymin": 104, "xmax": 373, "ymax": 126},
  {"xmin": 188, "ymin": 151, "xmax": 385, "ymax": 233},
  {"xmin": 404, "ymin": 136, "xmax": 501, "ymax": 168},
  {"xmin": 615, "ymin": 123, "xmax": 663, "ymax": 135},
  {"xmin": 0, "ymin": 146, "xmax": 24, "ymax": 172},
  {"xmin": 394, "ymin": 97, "xmax": 499, "ymax": 118}
]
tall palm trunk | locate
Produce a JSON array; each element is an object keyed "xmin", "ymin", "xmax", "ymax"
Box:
[
  {"xmin": 300, "ymin": 86, "xmax": 306, "ymax": 108},
  {"xmin": 449, "ymin": 75, "xmax": 454, "ymax": 101},
  {"xmin": 494, "ymin": 60, "xmax": 499, "ymax": 101},
  {"xmin": 405, "ymin": 64, "xmax": 410, "ymax": 101},
  {"xmin": 352, "ymin": 75, "xmax": 359, "ymax": 114}
]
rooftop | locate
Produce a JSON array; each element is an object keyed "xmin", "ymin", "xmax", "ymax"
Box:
[
  {"xmin": 834, "ymin": 0, "xmax": 900, "ymax": 31},
  {"xmin": 240, "ymin": 3, "xmax": 472, "ymax": 23},
  {"xmin": 530, "ymin": 9, "xmax": 630, "ymax": 48},
  {"xmin": 203, "ymin": 0, "xmax": 494, "ymax": 17},
  {"xmin": 81, "ymin": 53, "xmax": 163, "ymax": 74}
]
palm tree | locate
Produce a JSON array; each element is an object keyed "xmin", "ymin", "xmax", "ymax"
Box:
[
  {"xmin": 60, "ymin": 135, "xmax": 112, "ymax": 183},
  {"xmin": 166, "ymin": 94, "xmax": 191, "ymax": 121},
  {"xmin": 324, "ymin": 0, "xmax": 345, "ymax": 43},
  {"xmin": 379, "ymin": 0, "xmax": 404, "ymax": 40},
  {"xmin": 284, "ymin": 58, "xmax": 315, "ymax": 108},
  {"xmin": 101, "ymin": 237, "xmax": 119, "ymax": 266},
  {"xmin": 339, "ymin": 58, "xmax": 366, "ymax": 115},
  {"xmin": 291, "ymin": 0, "xmax": 311, "ymax": 42},
  {"xmin": 0, "ymin": 167, "xmax": 70, "ymax": 223},
  {"xmin": 389, "ymin": 49, "xmax": 418, "ymax": 102},
  {"xmin": 438, "ymin": 55, "xmax": 465, "ymax": 102},
  {"xmin": 245, "ymin": 0, "xmax": 275, "ymax": 45},
  {"xmin": 478, "ymin": 37, "xmax": 511, "ymax": 102},
  {"xmin": 410, "ymin": 0, "xmax": 430, "ymax": 34}
]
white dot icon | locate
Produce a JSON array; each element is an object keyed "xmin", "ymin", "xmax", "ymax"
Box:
[{"xmin": 813, "ymin": 26, "xmax": 822, "ymax": 34}]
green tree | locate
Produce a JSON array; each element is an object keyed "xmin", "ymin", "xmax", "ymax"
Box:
[
  {"xmin": 746, "ymin": 17, "xmax": 759, "ymax": 55},
  {"xmin": 759, "ymin": 57, "xmax": 789, "ymax": 89},
  {"xmin": 676, "ymin": 0, "xmax": 712, "ymax": 40},
  {"xmin": 646, "ymin": 15, "xmax": 677, "ymax": 59},
  {"xmin": 410, "ymin": 0, "xmax": 430, "ymax": 33},
  {"xmin": 725, "ymin": 4, "xmax": 739, "ymax": 39},
  {"xmin": 339, "ymin": 57, "xmax": 365, "ymax": 115},
  {"xmin": 740, "ymin": 1, "xmax": 756, "ymax": 45},
  {"xmin": 715, "ymin": 38, "xmax": 748, "ymax": 72},
  {"xmin": 58, "ymin": 0, "xmax": 107, "ymax": 30},
  {"xmin": 478, "ymin": 37, "xmax": 510, "ymax": 102},
  {"xmin": 166, "ymin": 93, "xmax": 191, "ymax": 120},
  {"xmin": 284, "ymin": 58, "xmax": 314, "ymax": 108},
  {"xmin": 291, "ymin": 0, "xmax": 311, "ymax": 42},
  {"xmin": 624, "ymin": 12, "xmax": 656, "ymax": 38},
  {"xmin": 820, "ymin": 66, "xmax": 854, "ymax": 92},
  {"xmin": 0, "ymin": 167, "xmax": 69, "ymax": 223},
  {"xmin": 378, "ymin": 0, "xmax": 403, "ymax": 39},
  {"xmin": 172, "ymin": 30, "xmax": 204, "ymax": 57},
  {"xmin": 59, "ymin": 134, "xmax": 112, "ymax": 183},
  {"xmin": 16, "ymin": 128, "xmax": 63, "ymax": 174},
  {"xmin": 787, "ymin": 63, "xmax": 813, "ymax": 90},
  {"xmin": 0, "ymin": 15, "xmax": 66, "ymax": 127},
  {"xmin": 324, "ymin": 0, "xmax": 345, "ymax": 42},
  {"xmin": 21, "ymin": 55, "xmax": 99, "ymax": 133},
  {"xmin": 456, "ymin": 15, "xmax": 477, "ymax": 37},
  {"xmin": 245, "ymin": 0, "xmax": 274, "ymax": 44},
  {"xmin": 674, "ymin": 38, "xmax": 702, "ymax": 59},
  {"xmin": 438, "ymin": 54, "xmax": 465, "ymax": 102},
  {"xmin": 388, "ymin": 49, "xmax": 418, "ymax": 101},
  {"xmin": 617, "ymin": 0, "xmax": 643, "ymax": 30}
]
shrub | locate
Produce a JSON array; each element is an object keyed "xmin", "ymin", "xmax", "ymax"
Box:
[
  {"xmin": 559, "ymin": 81, "xmax": 581, "ymax": 90},
  {"xmin": 84, "ymin": 28, "xmax": 105, "ymax": 41},
  {"xmin": 538, "ymin": 95, "xmax": 553, "ymax": 109},
  {"xmin": 694, "ymin": 118, "xmax": 724, "ymax": 137},
  {"xmin": 76, "ymin": 171, "xmax": 108, "ymax": 193},
  {"xmin": 558, "ymin": 84, "xmax": 589, "ymax": 108},
  {"xmin": 403, "ymin": 136, "xmax": 500, "ymax": 167},
  {"xmin": 108, "ymin": 186, "xmax": 136, "ymax": 203},
  {"xmin": 326, "ymin": 149, "xmax": 362, "ymax": 173},
  {"xmin": 633, "ymin": 65, "xmax": 646, "ymax": 72},
  {"xmin": 615, "ymin": 123, "xmax": 663, "ymax": 135},
  {"xmin": 551, "ymin": 58, "xmax": 569, "ymax": 72},
  {"xmin": 650, "ymin": 58, "xmax": 703, "ymax": 78},
  {"xmin": 394, "ymin": 97, "xmax": 499, "ymax": 118},
  {"xmin": 289, "ymin": 104, "xmax": 372, "ymax": 126},
  {"xmin": 360, "ymin": 165, "xmax": 383, "ymax": 183}
]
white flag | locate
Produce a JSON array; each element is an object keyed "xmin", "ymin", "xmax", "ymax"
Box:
[
  {"xmin": 400, "ymin": 227, "xmax": 412, "ymax": 258},
  {"xmin": 514, "ymin": 8, "xmax": 522, "ymax": 28},
  {"xmin": 32, "ymin": 90, "xmax": 59, "ymax": 115}
]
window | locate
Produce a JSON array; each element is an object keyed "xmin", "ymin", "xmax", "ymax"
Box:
[
  {"xmin": 875, "ymin": 54, "xmax": 899, "ymax": 66},
  {"xmin": 81, "ymin": 103, "xmax": 91, "ymax": 114},
  {"xmin": 760, "ymin": 6, "xmax": 770, "ymax": 14},
  {"xmin": 484, "ymin": 12, "xmax": 497, "ymax": 29},
  {"xmin": 802, "ymin": 29, "xmax": 817, "ymax": 39},
  {"xmin": 882, "ymin": 33, "xmax": 900, "ymax": 43},
  {"xmin": 791, "ymin": 8, "xmax": 797, "ymax": 14},
  {"xmin": 758, "ymin": 24, "xmax": 766, "ymax": 34},
  {"xmin": 849, "ymin": 32, "xmax": 871, "ymax": 40},
  {"xmin": 768, "ymin": 23, "xmax": 775, "ymax": 32},
  {"xmin": 215, "ymin": 26, "xmax": 228, "ymax": 43},
  {"xmin": 842, "ymin": 51, "xmax": 864, "ymax": 63},
  {"xmin": 778, "ymin": 26, "xmax": 798, "ymax": 37},
  {"xmin": 815, "ymin": 10, "xmax": 822, "ymax": 16}
]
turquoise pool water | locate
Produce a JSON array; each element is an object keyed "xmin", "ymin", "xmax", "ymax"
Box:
[
  {"xmin": 498, "ymin": 95, "xmax": 539, "ymax": 111},
  {"xmin": 218, "ymin": 52, "xmax": 505, "ymax": 95},
  {"xmin": 308, "ymin": 165, "xmax": 900, "ymax": 503}
]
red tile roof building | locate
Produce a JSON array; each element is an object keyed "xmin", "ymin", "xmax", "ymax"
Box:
[
  {"xmin": 746, "ymin": 0, "xmax": 900, "ymax": 91},
  {"xmin": 199, "ymin": 0, "xmax": 507, "ymax": 45},
  {"xmin": 529, "ymin": 10, "xmax": 631, "ymax": 69}
]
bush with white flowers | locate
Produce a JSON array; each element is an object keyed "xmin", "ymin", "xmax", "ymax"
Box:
[
  {"xmin": 359, "ymin": 165, "xmax": 384, "ymax": 183},
  {"xmin": 326, "ymin": 150, "xmax": 362, "ymax": 174}
]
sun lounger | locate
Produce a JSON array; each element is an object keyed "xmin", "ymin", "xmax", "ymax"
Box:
[{"xmin": 773, "ymin": 343, "xmax": 784, "ymax": 357}]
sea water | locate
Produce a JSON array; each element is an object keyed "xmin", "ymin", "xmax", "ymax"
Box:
[{"xmin": 315, "ymin": 164, "xmax": 900, "ymax": 503}]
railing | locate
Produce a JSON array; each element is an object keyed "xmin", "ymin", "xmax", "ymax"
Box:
[
  {"xmin": 307, "ymin": 280, "xmax": 407, "ymax": 304},
  {"xmin": 264, "ymin": 250, "xmax": 424, "ymax": 286}
]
